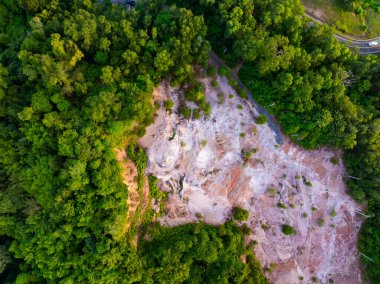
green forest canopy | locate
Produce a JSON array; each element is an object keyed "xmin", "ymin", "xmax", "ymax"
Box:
[
  {"xmin": 0, "ymin": 0, "xmax": 380, "ymax": 283},
  {"xmin": 0, "ymin": 0, "xmax": 267, "ymax": 283}
]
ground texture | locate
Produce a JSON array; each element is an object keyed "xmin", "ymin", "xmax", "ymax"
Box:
[{"xmin": 139, "ymin": 76, "xmax": 363, "ymax": 284}]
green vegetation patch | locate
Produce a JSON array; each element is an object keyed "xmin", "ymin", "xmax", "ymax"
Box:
[{"xmin": 281, "ymin": 224, "xmax": 297, "ymax": 235}]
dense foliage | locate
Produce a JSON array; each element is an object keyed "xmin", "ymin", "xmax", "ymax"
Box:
[
  {"xmin": 141, "ymin": 222, "xmax": 268, "ymax": 284},
  {"xmin": 0, "ymin": 0, "xmax": 267, "ymax": 283},
  {"xmin": 339, "ymin": 0, "xmax": 380, "ymax": 14},
  {"xmin": 166, "ymin": 0, "xmax": 380, "ymax": 282}
]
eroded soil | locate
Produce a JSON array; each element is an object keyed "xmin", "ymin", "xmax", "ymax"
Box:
[{"xmin": 139, "ymin": 77, "xmax": 363, "ymax": 284}]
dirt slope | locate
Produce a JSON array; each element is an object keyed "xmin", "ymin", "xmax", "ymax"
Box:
[{"xmin": 139, "ymin": 77, "xmax": 364, "ymax": 284}]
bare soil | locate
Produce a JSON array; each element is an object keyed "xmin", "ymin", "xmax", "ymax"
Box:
[
  {"xmin": 139, "ymin": 76, "xmax": 364, "ymax": 284},
  {"xmin": 115, "ymin": 148, "xmax": 150, "ymax": 233}
]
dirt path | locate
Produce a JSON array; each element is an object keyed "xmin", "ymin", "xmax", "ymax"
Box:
[
  {"xmin": 209, "ymin": 52, "xmax": 285, "ymax": 145},
  {"xmin": 115, "ymin": 148, "xmax": 150, "ymax": 233}
]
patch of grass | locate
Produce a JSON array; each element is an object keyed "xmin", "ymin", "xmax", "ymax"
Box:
[
  {"xmin": 289, "ymin": 203, "xmax": 295, "ymax": 208},
  {"xmin": 268, "ymin": 187, "xmax": 277, "ymax": 197},
  {"xmin": 302, "ymin": 0, "xmax": 380, "ymax": 37},
  {"xmin": 302, "ymin": 212, "xmax": 308, "ymax": 218},
  {"xmin": 200, "ymin": 140, "xmax": 207, "ymax": 147}
]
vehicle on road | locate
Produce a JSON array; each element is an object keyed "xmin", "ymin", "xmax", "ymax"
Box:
[{"xmin": 368, "ymin": 41, "xmax": 379, "ymax": 47}]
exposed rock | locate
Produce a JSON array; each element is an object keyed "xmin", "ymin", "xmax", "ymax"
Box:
[{"xmin": 139, "ymin": 76, "xmax": 363, "ymax": 284}]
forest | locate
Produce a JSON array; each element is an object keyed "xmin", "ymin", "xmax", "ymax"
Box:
[
  {"xmin": 0, "ymin": 0, "xmax": 379, "ymax": 283},
  {"xmin": 0, "ymin": 0, "xmax": 267, "ymax": 283}
]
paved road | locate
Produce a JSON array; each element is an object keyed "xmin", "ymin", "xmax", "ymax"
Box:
[
  {"xmin": 209, "ymin": 52, "xmax": 285, "ymax": 145},
  {"xmin": 304, "ymin": 11, "xmax": 380, "ymax": 54}
]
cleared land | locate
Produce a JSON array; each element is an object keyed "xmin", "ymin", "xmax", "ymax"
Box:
[
  {"xmin": 302, "ymin": 0, "xmax": 380, "ymax": 38},
  {"xmin": 139, "ymin": 76, "xmax": 364, "ymax": 284}
]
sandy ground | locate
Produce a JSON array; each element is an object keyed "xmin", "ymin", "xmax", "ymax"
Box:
[
  {"xmin": 115, "ymin": 148, "xmax": 150, "ymax": 233},
  {"xmin": 139, "ymin": 77, "xmax": 364, "ymax": 284}
]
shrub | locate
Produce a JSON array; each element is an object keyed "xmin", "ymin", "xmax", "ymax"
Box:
[
  {"xmin": 211, "ymin": 79, "xmax": 219, "ymax": 88},
  {"xmin": 217, "ymin": 93, "xmax": 225, "ymax": 104},
  {"xmin": 229, "ymin": 94, "xmax": 234, "ymax": 99},
  {"xmin": 237, "ymin": 104, "xmax": 243, "ymax": 110},
  {"xmin": 241, "ymin": 224, "xmax": 251, "ymax": 235},
  {"xmin": 193, "ymin": 108, "xmax": 200, "ymax": 119},
  {"xmin": 330, "ymin": 156, "xmax": 339, "ymax": 165},
  {"xmin": 232, "ymin": 207, "xmax": 249, "ymax": 221},
  {"xmin": 218, "ymin": 66, "xmax": 229, "ymax": 77},
  {"xmin": 179, "ymin": 106, "xmax": 191, "ymax": 119},
  {"xmin": 165, "ymin": 99, "xmax": 174, "ymax": 111},
  {"xmin": 330, "ymin": 209, "xmax": 337, "ymax": 217},
  {"xmin": 206, "ymin": 65, "xmax": 217, "ymax": 77},
  {"xmin": 281, "ymin": 224, "xmax": 296, "ymax": 235},
  {"xmin": 317, "ymin": 218, "xmax": 325, "ymax": 227},
  {"xmin": 240, "ymin": 133, "xmax": 245, "ymax": 138},
  {"xmin": 256, "ymin": 114, "xmax": 268, "ymax": 125},
  {"xmin": 301, "ymin": 212, "xmax": 308, "ymax": 218},
  {"xmin": 237, "ymin": 89, "xmax": 248, "ymax": 99},
  {"xmin": 277, "ymin": 202, "xmax": 287, "ymax": 209}
]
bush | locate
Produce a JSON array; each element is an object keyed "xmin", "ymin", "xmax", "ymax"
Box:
[
  {"xmin": 229, "ymin": 94, "xmax": 234, "ymax": 99},
  {"xmin": 256, "ymin": 114, "xmax": 268, "ymax": 125},
  {"xmin": 237, "ymin": 89, "xmax": 248, "ymax": 99},
  {"xmin": 281, "ymin": 224, "xmax": 296, "ymax": 235},
  {"xmin": 207, "ymin": 65, "xmax": 217, "ymax": 77},
  {"xmin": 330, "ymin": 156, "xmax": 339, "ymax": 165},
  {"xmin": 277, "ymin": 202, "xmax": 287, "ymax": 209},
  {"xmin": 218, "ymin": 66, "xmax": 230, "ymax": 77},
  {"xmin": 165, "ymin": 99, "xmax": 174, "ymax": 111},
  {"xmin": 232, "ymin": 207, "xmax": 249, "ymax": 221},
  {"xmin": 179, "ymin": 106, "xmax": 191, "ymax": 119},
  {"xmin": 317, "ymin": 218, "xmax": 325, "ymax": 227},
  {"xmin": 237, "ymin": 104, "xmax": 243, "ymax": 110},
  {"xmin": 193, "ymin": 108, "xmax": 200, "ymax": 119},
  {"xmin": 217, "ymin": 93, "xmax": 225, "ymax": 105},
  {"xmin": 211, "ymin": 79, "xmax": 219, "ymax": 88}
]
